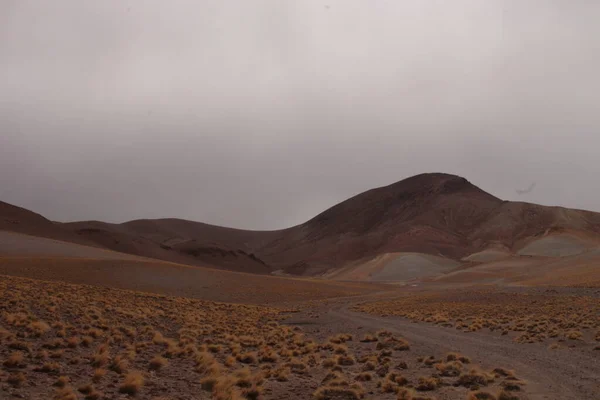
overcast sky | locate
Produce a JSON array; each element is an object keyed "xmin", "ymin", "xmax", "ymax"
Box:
[{"xmin": 1, "ymin": 1, "xmax": 599, "ymax": 229}]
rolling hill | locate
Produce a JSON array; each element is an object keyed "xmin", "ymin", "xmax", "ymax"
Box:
[{"xmin": 3, "ymin": 173, "xmax": 600, "ymax": 278}]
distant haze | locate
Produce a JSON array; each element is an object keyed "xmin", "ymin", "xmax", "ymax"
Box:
[{"xmin": 1, "ymin": 1, "xmax": 599, "ymax": 229}]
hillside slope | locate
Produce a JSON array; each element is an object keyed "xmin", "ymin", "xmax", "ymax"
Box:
[
  {"xmin": 257, "ymin": 173, "xmax": 600, "ymax": 275},
  {"xmin": 4, "ymin": 173, "xmax": 600, "ymax": 276},
  {"xmin": 62, "ymin": 220, "xmax": 272, "ymax": 274},
  {"xmin": 0, "ymin": 201, "xmax": 95, "ymax": 247}
]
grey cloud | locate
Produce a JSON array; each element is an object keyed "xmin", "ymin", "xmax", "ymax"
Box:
[{"xmin": 1, "ymin": 1, "xmax": 599, "ymax": 229}]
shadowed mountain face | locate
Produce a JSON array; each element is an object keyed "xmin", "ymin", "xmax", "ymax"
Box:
[
  {"xmin": 0, "ymin": 201, "xmax": 94, "ymax": 247},
  {"xmin": 3, "ymin": 173, "xmax": 600, "ymax": 276}
]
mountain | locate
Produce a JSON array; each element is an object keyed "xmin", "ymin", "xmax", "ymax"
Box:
[
  {"xmin": 62, "ymin": 219, "xmax": 272, "ymax": 274},
  {"xmin": 3, "ymin": 173, "xmax": 600, "ymax": 276},
  {"xmin": 258, "ymin": 173, "xmax": 503, "ymax": 274},
  {"xmin": 0, "ymin": 200, "xmax": 94, "ymax": 246}
]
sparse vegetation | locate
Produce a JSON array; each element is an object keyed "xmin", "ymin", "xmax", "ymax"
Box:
[
  {"xmin": 118, "ymin": 371, "xmax": 144, "ymax": 395},
  {"xmin": 355, "ymin": 290, "xmax": 600, "ymax": 347},
  {"xmin": 0, "ymin": 274, "xmax": 531, "ymax": 399},
  {"xmin": 149, "ymin": 355, "xmax": 169, "ymax": 371}
]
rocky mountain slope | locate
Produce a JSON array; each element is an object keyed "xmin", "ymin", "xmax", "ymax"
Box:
[{"xmin": 3, "ymin": 173, "xmax": 600, "ymax": 276}]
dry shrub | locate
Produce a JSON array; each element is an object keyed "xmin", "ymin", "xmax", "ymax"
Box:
[
  {"xmin": 207, "ymin": 344, "xmax": 221, "ymax": 353},
  {"xmin": 67, "ymin": 337, "xmax": 80, "ymax": 348},
  {"xmin": 50, "ymin": 350, "xmax": 64, "ymax": 359},
  {"xmin": 380, "ymin": 379, "xmax": 399, "ymax": 393},
  {"xmin": 359, "ymin": 334, "xmax": 378, "ymax": 343},
  {"xmin": 211, "ymin": 376, "xmax": 244, "ymax": 400},
  {"xmin": 225, "ymin": 355, "xmax": 236, "ymax": 367},
  {"xmin": 241, "ymin": 385, "xmax": 262, "ymax": 400},
  {"xmin": 376, "ymin": 337, "xmax": 410, "ymax": 351},
  {"xmin": 273, "ymin": 366, "xmax": 290, "ymax": 382},
  {"xmin": 329, "ymin": 333, "xmax": 353, "ymax": 344},
  {"xmin": 236, "ymin": 352, "xmax": 258, "ymax": 364},
  {"xmin": 53, "ymin": 376, "xmax": 70, "ymax": 388},
  {"xmin": 90, "ymin": 346, "xmax": 109, "ymax": 368},
  {"xmin": 354, "ymin": 372, "xmax": 372, "ymax": 382},
  {"xmin": 83, "ymin": 389, "xmax": 103, "ymax": 400},
  {"xmin": 435, "ymin": 361, "xmax": 463, "ymax": 377},
  {"xmin": 35, "ymin": 362, "xmax": 61, "ymax": 373},
  {"xmin": 415, "ymin": 376, "xmax": 440, "ymax": 391},
  {"xmin": 287, "ymin": 357, "xmax": 308, "ymax": 375},
  {"xmin": 396, "ymin": 361, "xmax": 408, "ymax": 370},
  {"xmin": 397, "ymin": 387, "xmax": 436, "ymax": 400},
  {"xmin": 497, "ymin": 390, "xmax": 521, "ymax": 400},
  {"xmin": 565, "ymin": 331, "xmax": 583, "ymax": 340},
  {"xmin": 8, "ymin": 341, "xmax": 31, "ymax": 352},
  {"xmin": 53, "ymin": 386, "xmax": 78, "ymax": 400},
  {"xmin": 92, "ymin": 368, "xmax": 106, "ymax": 383},
  {"xmin": 492, "ymin": 368, "xmax": 515, "ymax": 379},
  {"xmin": 195, "ymin": 351, "xmax": 217, "ymax": 374},
  {"xmin": 29, "ymin": 320, "xmax": 51, "ymax": 337},
  {"xmin": 322, "ymin": 357, "xmax": 337, "ymax": 368},
  {"xmin": 3, "ymin": 351, "xmax": 25, "ymax": 368},
  {"xmin": 110, "ymin": 355, "xmax": 129, "ymax": 374},
  {"xmin": 258, "ymin": 347, "xmax": 279, "ymax": 363},
  {"xmin": 119, "ymin": 371, "xmax": 145, "ymax": 395},
  {"xmin": 7, "ymin": 371, "xmax": 26, "ymax": 387},
  {"xmin": 386, "ymin": 371, "xmax": 408, "ymax": 386},
  {"xmin": 446, "ymin": 352, "xmax": 470, "ymax": 363},
  {"xmin": 337, "ymin": 355, "xmax": 356, "ymax": 366},
  {"xmin": 468, "ymin": 391, "xmax": 497, "ymax": 400},
  {"xmin": 86, "ymin": 328, "xmax": 103, "ymax": 339},
  {"xmin": 200, "ymin": 375, "xmax": 219, "ymax": 391},
  {"xmin": 149, "ymin": 355, "xmax": 169, "ymax": 371},
  {"xmin": 78, "ymin": 384, "xmax": 94, "ymax": 395},
  {"xmin": 456, "ymin": 368, "xmax": 494, "ymax": 389},
  {"xmin": 501, "ymin": 380, "xmax": 525, "ymax": 392},
  {"xmin": 380, "ymin": 371, "xmax": 408, "ymax": 393}
]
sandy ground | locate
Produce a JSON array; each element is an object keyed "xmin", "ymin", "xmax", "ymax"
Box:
[
  {"xmin": 326, "ymin": 252, "xmax": 459, "ymax": 282},
  {"xmin": 371, "ymin": 254, "xmax": 459, "ymax": 282},
  {"xmin": 517, "ymin": 234, "xmax": 596, "ymax": 257},
  {"xmin": 461, "ymin": 249, "xmax": 511, "ymax": 263},
  {"xmin": 433, "ymin": 249, "xmax": 600, "ymax": 287},
  {"xmin": 0, "ymin": 231, "xmax": 142, "ymax": 260},
  {"xmin": 0, "ymin": 257, "xmax": 383, "ymax": 305}
]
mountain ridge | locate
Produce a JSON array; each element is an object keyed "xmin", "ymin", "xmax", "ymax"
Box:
[{"xmin": 3, "ymin": 173, "xmax": 600, "ymax": 276}]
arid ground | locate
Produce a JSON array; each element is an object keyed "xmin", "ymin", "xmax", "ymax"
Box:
[
  {"xmin": 1, "ymin": 254, "xmax": 598, "ymax": 399},
  {"xmin": 1, "ymin": 174, "xmax": 600, "ymax": 399}
]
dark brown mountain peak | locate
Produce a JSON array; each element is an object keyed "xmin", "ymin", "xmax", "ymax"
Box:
[
  {"xmin": 384, "ymin": 173, "xmax": 495, "ymax": 199},
  {"xmin": 304, "ymin": 173, "xmax": 499, "ymax": 234}
]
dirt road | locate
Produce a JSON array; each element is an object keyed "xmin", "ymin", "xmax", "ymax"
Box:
[{"xmin": 289, "ymin": 296, "xmax": 600, "ymax": 400}]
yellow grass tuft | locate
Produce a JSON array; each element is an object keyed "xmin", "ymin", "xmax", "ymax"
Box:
[
  {"xmin": 149, "ymin": 355, "xmax": 169, "ymax": 371},
  {"xmin": 119, "ymin": 371, "xmax": 145, "ymax": 395}
]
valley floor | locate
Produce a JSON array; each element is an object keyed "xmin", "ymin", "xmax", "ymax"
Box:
[{"xmin": 1, "ymin": 266, "xmax": 598, "ymax": 399}]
